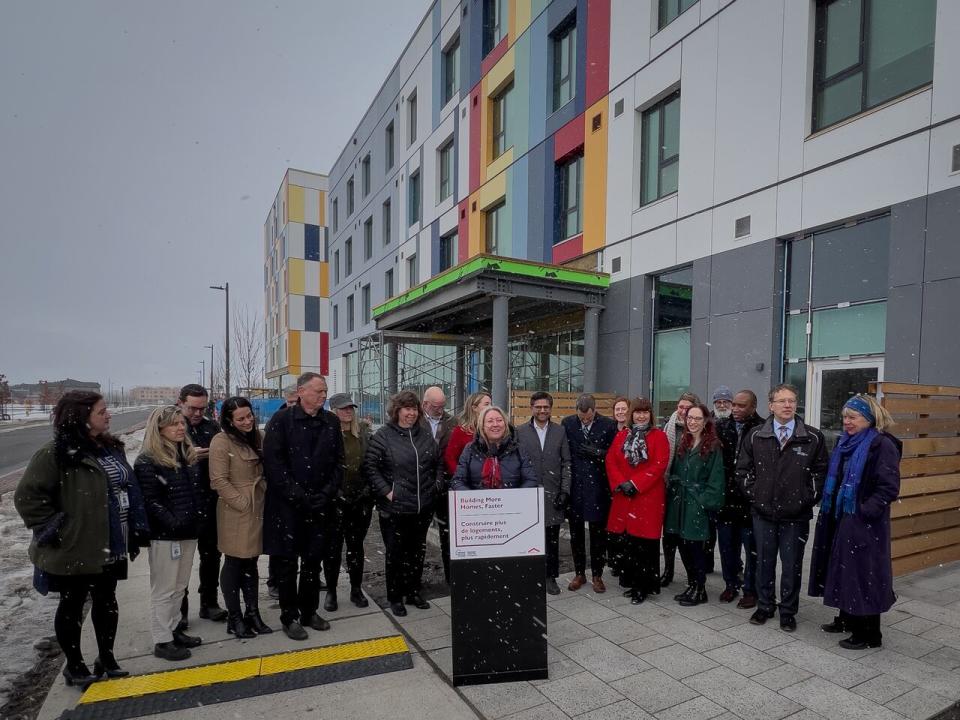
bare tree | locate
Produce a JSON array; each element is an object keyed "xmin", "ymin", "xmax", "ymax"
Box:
[{"xmin": 233, "ymin": 304, "xmax": 265, "ymax": 395}]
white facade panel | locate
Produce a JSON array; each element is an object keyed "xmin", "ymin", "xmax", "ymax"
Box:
[
  {"xmin": 631, "ymin": 193, "xmax": 677, "ymax": 236},
  {"xmin": 288, "ymin": 294, "xmax": 305, "ymax": 332},
  {"xmin": 633, "ymin": 44, "xmax": 680, "ymax": 111},
  {"xmin": 711, "ymin": 186, "xmax": 776, "ymax": 257},
  {"xmin": 609, "ymin": 0, "xmax": 652, "ymax": 89},
  {"xmin": 304, "ymin": 260, "xmax": 320, "ymax": 296},
  {"xmin": 303, "ymin": 188, "xmax": 320, "ymax": 225},
  {"xmin": 713, "ymin": 0, "xmax": 783, "ymax": 204},
  {"xmin": 777, "ymin": 0, "xmax": 813, "ymax": 180},
  {"xmin": 604, "ymin": 240, "xmax": 631, "ymax": 280},
  {"xmin": 438, "ymin": 205, "xmax": 458, "ymax": 237},
  {"xmin": 932, "ymin": 1, "xmax": 960, "ymax": 123},
  {"xmin": 605, "ymin": 85, "xmax": 636, "ymax": 245},
  {"xmin": 676, "ymin": 15, "xmax": 718, "ymax": 216},
  {"xmin": 676, "ymin": 210, "xmax": 712, "ymax": 266},
  {"xmin": 650, "ymin": 2, "xmax": 700, "ymax": 58},
  {"xmin": 928, "ymin": 120, "xmax": 960, "ymax": 195},
  {"xmin": 631, "ymin": 223, "xmax": 677, "ymax": 277},
  {"xmin": 287, "ymin": 223, "xmax": 304, "ymax": 260},
  {"xmin": 300, "ymin": 331, "xmax": 320, "ymax": 371},
  {"xmin": 775, "ymin": 178, "xmax": 803, "ymax": 238},
  {"xmin": 801, "ymin": 134, "xmax": 930, "ymax": 231}
]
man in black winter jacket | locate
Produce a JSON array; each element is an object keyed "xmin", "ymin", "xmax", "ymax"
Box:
[
  {"xmin": 263, "ymin": 373, "xmax": 345, "ymax": 640},
  {"xmin": 737, "ymin": 384, "xmax": 828, "ymax": 632}
]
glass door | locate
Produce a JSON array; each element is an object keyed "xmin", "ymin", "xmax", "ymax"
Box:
[{"xmin": 806, "ymin": 358, "xmax": 883, "ymax": 449}]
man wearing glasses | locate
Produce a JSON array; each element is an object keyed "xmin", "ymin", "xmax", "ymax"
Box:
[
  {"xmin": 176, "ymin": 384, "xmax": 227, "ymax": 626},
  {"xmin": 737, "ymin": 383, "xmax": 827, "ymax": 632}
]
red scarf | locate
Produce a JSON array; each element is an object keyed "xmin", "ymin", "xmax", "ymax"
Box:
[{"xmin": 481, "ymin": 456, "xmax": 502, "ymax": 489}]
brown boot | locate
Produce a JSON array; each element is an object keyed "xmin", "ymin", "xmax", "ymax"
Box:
[
  {"xmin": 592, "ymin": 576, "xmax": 607, "ymax": 594},
  {"xmin": 568, "ymin": 574, "xmax": 587, "ymax": 591}
]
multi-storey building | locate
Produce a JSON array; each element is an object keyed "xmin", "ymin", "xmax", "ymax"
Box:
[
  {"xmin": 324, "ymin": 0, "xmax": 958, "ymax": 433},
  {"xmin": 264, "ymin": 169, "xmax": 330, "ymax": 390},
  {"xmin": 129, "ymin": 386, "xmax": 181, "ymax": 405}
]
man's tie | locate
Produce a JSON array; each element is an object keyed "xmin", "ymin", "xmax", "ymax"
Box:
[{"xmin": 778, "ymin": 425, "xmax": 790, "ymax": 449}]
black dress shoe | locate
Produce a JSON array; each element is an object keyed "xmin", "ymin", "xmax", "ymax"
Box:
[
  {"xmin": 93, "ymin": 654, "xmax": 129, "ymax": 679},
  {"xmin": 678, "ymin": 586, "xmax": 707, "ymax": 607},
  {"xmin": 283, "ymin": 621, "xmax": 308, "ymax": 641},
  {"xmin": 780, "ymin": 616, "xmax": 797, "ymax": 632},
  {"xmin": 244, "ymin": 609, "xmax": 273, "ymax": 634},
  {"xmin": 630, "ymin": 589, "xmax": 646, "ymax": 605},
  {"xmin": 304, "ymin": 613, "xmax": 330, "ymax": 631},
  {"xmin": 674, "ymin": 584, "xmax": 695, "ymax": 602},
  {"xmin": 173, "ymin": 630, "xmax": 202, "ymax": 648},
  {"xmin": 821, "ymin": 617, "xmax": 846, "ymax": 633},
  {"xmin": 62, "ymin": 664, "xmax": 97, "ymax": 689},
  {"xmin": 838, "ymin": 636, "xmax": 881, "ymax": 650},
  {"xmin": 199, "ymin": 605, "xmax": 228, "ymax": 622},
  {"xmin": 749, "ymin": 609, "xmax": 774, "ymax": 625},
  {"xmin": 390, "ymin": 602, "xmax": 407, "ymax": 617},
  {"xmin": 405, "ymin": 593, "xmax": 431, "ymax": 610},
  {"xmin": 323, "ymin": 591, "xmax": 338, "ymax": 612},
  {"xmin": 350, "ymin": 587, "xmax": 370, "ymax": 607},
  {"xmin": 154, "ymin": 641, "xmax": 191, "ymax": 661}
]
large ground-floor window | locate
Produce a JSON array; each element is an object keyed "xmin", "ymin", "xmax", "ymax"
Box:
[{"xmin": 652, "ymin": 266, "xmax": 693, "ymax": 422}]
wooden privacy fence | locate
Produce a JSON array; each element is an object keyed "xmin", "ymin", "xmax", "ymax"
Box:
[
  {"xmin": 509, "ymin": 391, "xmax": 617, "ymax": 425},
  {"xmin": 871, "ymin": 382, "xmax": 960, "ymax": 576}
]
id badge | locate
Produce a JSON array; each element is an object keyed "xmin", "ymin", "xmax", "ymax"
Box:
[
  {"xmin": 117, "ymin": 490, "xmax": 130, "ymax": 510},
  {"xmin": 171, "ymin": 541, "xmax": 182, "ymax": 560}
]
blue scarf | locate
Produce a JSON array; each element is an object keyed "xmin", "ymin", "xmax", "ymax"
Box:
[{"xmin": 821, "ymin": 427, "xmax": 877, "ymax": 517}]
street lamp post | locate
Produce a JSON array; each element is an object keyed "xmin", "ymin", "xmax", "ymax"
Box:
[
  {"xmin": 200, "ymin": 359, "xmax": 205, "ymax": 394},
  {"xmin": 209, "ymin": 283, "xmax": 230, "ymax": 396},
  {"xmin": 204, "ymin": 344, "xmax": 214, "ymax": 397}
]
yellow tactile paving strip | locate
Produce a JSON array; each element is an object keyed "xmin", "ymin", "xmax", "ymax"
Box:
[{"xmin": 78, "ymin": 635, "xmax": 409, "ymax": 704}]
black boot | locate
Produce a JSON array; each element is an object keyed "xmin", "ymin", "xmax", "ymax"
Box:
[
  {"xmin": 93, "ymin": 652, "xmax": 129, "ymax": 679},
  {"xmin": 630, "ymin": 588, "xmax": 646, "ymax": 605},
  {"xmin": 323, "ymin": 590, "xmax": 338, "ymax": 612},
  {"xmin": 821, "ymin": 616, "xmax": 847, "ymax": 633},
  {"xmin": 62, "ymin": 663, "xmax": 97, "ymax": 689},
  {"xmin": 678, "ymin": 584, "xmax": 707, "ymax": 606},
  {"xmin": 244, "ymin": 609, "xmax": 273, "ymax": 634},
  {"xmin": 227, "ymin": 612, "xmax": 256, "ymax": 639},
  {"xmin": 674, "ymin": 584, "xmax": 695, "ymax": 602},
  {"xmin": 660, "ymin": 555, "xmax": 675, "ymax": 587},
  {"xmin": 199, "ymin": 604, "xmax": 228, "ymax": 622},
  {"xmin": 350, "ymin": 586, "xmax": 369, "ymax": 608}
]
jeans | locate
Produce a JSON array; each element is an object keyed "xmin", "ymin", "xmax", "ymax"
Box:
[
  {"xmin": 326, "ymin": 500, "xmax": 374, "ymax": 588},
  {"xmin": 569, "ymin": 519, "xmax": 606, "ymax": 576},
  {"xmin": 379, "ymin": 509, "xmax": 433, "ymax": 603},
  {"xmin": 545, "ymin": 524, "xmax": 561, "ymax": 578},
  {"xmin": 273, "ymin": 555, "xmax": 322, "ymax": 625},
  {"xmin": 753, "ymin": 515, "xmax": 809, "ymax": 618},
  {"xmin": 717, "ymin": 518, "xmax": 756, "ymax": 594}
]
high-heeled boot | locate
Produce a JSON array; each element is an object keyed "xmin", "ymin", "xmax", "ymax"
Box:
[
  {"xmin": 244, "ymin": 608, "xmax": 273, "ymax": 634},
  {"xmin": 226, "ymin": 612, "xmax": 256, "ymax": 639}
]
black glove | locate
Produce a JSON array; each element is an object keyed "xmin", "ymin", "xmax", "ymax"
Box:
[
  {"xmin": 306, "ymin": 492, "xmax": 326, "ymax": 513},
  {"xmin": 579, "ymin": 442, "xmax": 603, "ymax": 459},
  {"xmin": 553, "ymin": 491, "xmax": 570, "ymax": 510},
  {"xmin": 617, "ymin": 481, "xmax": 638, "ymax": 498}
]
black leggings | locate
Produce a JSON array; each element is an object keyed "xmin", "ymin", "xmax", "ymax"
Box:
[
  {"xmin": 54, "ymin": 574, "xmax": 119, "ymax": 669},
  {"xmin": 679, "ymin": 539, "xmax": 707, "ymax": 586},
  {"xmin": 220, "ymin": 556, "xmax": 259, "ymax": 616}
]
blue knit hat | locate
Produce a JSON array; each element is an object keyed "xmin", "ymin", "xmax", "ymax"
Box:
[{"xmin": 712, "ymin": 385, "xmax": 733, "ymax": 403}]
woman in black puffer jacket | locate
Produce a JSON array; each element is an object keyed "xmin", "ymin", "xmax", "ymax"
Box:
[
  {"xmin": 363, "ymin": 390, "xmax": 441, "ymax": 617},
  {"xmin": 136, "ymin": 406, "xmax": 203, "ymax": 662},
  {"xmin": 451, "ymin": 406, "xmax": 539, "ymax": 491}
]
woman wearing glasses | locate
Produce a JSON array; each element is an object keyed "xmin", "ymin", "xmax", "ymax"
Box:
[
  {"xmin": 663, "ymin": 403, "xmax": 725, "ymax": 606},
  {"xmin": 136, "ymin": 406, "xmax": 203, "ymax": 661},
  {"xmin": 809, "ymin": 394, "xmax": 900, "ymax": 649}
]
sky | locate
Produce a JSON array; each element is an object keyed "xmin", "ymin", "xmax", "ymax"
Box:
[{"xmin": 0, "ymin": 0, "xmax": 427, "ymax": 392}]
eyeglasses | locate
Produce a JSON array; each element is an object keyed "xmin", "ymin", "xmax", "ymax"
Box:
[
  {"xmin": 771, "ymin": 398, "xmax": 798, "ymax": 406},
  {"xmin": 686, "ymin": 416, "xmax": 705, "ymax": 423}
]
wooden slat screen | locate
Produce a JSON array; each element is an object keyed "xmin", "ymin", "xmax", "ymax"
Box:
[
  {"xmin": 870, "ymin": 381, "xmax": 960, "ymax": 576},
  {"xmin": 509, "ymin": 391, "xmax": 618, "ymax": 425}
]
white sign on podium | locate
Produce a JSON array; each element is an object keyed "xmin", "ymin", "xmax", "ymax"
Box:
[{"xmin": 449, "ymin": 487, "xmax": 545, "ymax": 560}]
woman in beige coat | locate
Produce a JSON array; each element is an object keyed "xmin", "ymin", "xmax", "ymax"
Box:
[{"xmin": 209, "ymin": 396, "xmax": 270, "ymax": 639}]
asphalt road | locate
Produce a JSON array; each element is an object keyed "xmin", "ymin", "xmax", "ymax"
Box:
[{"xmin": 0, "ymin": 407, "xmax": 153, "ymax": 480}]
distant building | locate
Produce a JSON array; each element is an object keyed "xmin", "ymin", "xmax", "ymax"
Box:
[
  {"xmin": 129, "ymin": 386, "xmax": 180, "ymax": 405},
  {"xmin": 264, "ymin": 168, "xmax": 330, "ymax": 390},
  {"xmin": 10, "ymin": 378, "xmax": 101, "ymax": 403}
]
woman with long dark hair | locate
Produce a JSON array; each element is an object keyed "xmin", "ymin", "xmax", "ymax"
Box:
[
  {"xmin": 663, "ymin": 403, "xmax": 725, "ymax": 606},
  {"xmin": 15, "ymin": 391, "xmax": 149, "ymax": 688},
  {"xmin": 209, "ymin": 396, "xmax": 270, "ymax": 639}
]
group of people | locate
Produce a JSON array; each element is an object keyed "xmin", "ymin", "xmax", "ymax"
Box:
[{"xmin": 14, "ymin": 374, "xmax": 901, "ymax": 690}]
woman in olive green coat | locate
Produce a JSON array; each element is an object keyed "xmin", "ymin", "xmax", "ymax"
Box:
[{"xmin": 664, "ymin": 403, "xmax": 724, "ymax": 607}]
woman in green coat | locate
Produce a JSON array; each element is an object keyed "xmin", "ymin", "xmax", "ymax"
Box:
[{"xmin": 664, "ymin": 403, "xmax": 724, "ymax": 607}]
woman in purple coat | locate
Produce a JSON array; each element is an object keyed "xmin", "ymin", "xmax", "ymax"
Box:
[{"xmin": 808, "ymin": 394, "xmax": 901, "ymax": 650}]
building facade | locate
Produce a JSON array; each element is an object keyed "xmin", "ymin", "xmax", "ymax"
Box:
[
  {"xmin": 264, "ymin": 169, "xmax": 331, "ymax": 390},
  {"xmin": 323, "ymin": 0, "xmax": 959, "ymax": 432},
  {"xmin": 128, "ymin": 386, "xmax": 181, "ymax": 405}
]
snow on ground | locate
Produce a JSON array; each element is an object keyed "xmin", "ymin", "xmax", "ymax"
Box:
[{"xmin": 0, "ymin": 427, "xmax": 145, "ymax": 707}]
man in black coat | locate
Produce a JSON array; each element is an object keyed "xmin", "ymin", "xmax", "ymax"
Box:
[
  {"xmin": 421, "ymin": 386, "xmax": 456, "ymax": 584},
  {"xmin": 263, "ymin": 372, "xmax": 345, "ymax": 640},
  {"xmin": 177, "ymin": 384, "xmax": 227, "ymax": 626},
  {"xmin": 715, "ymin": 390, "xmax": 765, "ymax": 608},
  {"xmin": 737, "ymin": 383, "xmax": 828, "ymax": 632},
  {"xmin": 562, "ymin": 394, "xmax": 617, "ymax": 594}
]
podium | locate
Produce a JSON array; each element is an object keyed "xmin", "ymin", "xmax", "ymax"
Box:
[{"xmin": 449, "ymin": 487, "xmax": 548, "ymax": 686}]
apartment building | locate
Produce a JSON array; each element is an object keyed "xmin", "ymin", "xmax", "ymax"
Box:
[{"xmin": 323, "ymin": 0, "xmax": 958, "ymax": 431}]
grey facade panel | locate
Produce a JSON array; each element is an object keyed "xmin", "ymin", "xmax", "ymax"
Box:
[
  {"xmin": 924, "ymin": 185, "xmax": 960, "ymax": 283},
  {"xmin": 709, "ymin": 239, "xmax": 778, "ymax": 315},
  {"xmin": 692, "ymin": 257, "xmax": 711, "ymax": 321},
  {"xmin": 599, "ymin": 277, "xmax": 630, "ymax": 334},
  {"xmin": 889, "ymin": 196, "xmax": 927, "ymax": 288},
  {"xmin": 705, "ymin": 308, "xmax": 776, "ymax": 406},
  {"xmin": 689, "ymin": 317, "xmax": 710, "ymax": 399},
  {"xmin": 884, "ymin": 284, "xmax": 922, "ymax": 383},
  {"xmin": 920, "ymin": 276, "xmax": 960, "ymax": 385},
  {"xmin": 597, "ymin": 330, "xmax": 630, "ymax": 395}
]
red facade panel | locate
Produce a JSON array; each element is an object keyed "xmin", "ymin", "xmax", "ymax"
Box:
[
  {"xmin": 585, "ymin": 0, "xmax": 611, "ymax": 107},
  {"xmin": 552, "ymin": 234, "xmax": 584, "ymax": 264},
  {"xmin": 554, "ymin": 113, "xmax": 585, "ymax": 161}
]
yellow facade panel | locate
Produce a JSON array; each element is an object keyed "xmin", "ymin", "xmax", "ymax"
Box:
[
  {"xmin": 288, "ymin": 331, "xmax": 301, "ymax": 372},
  {"xmin": 288, "ymin": 184, "xmax": 305, "ymax": 224},
  {"xmin": 319, "ymin": 261, "xmax": 329, "ymax": 297},
  {"xmin": 486, "ymin": 148, "xmax": 514, "ymax": 184},
  {"xmin": 318, "ymin": 190, "xmax": 326, "ymax": 227},
  {"xmin": 512, "ymin": 1, "xmax": 532, "ymax": 39},
  {"xmin": 583, "ymin": 97, "xmax": 608, "ymax": 253},
  {"xmin": 479, "ymin": 171, "xmax": 508, "ymax": 211},
  {"xmin": 288, "ymin": 258, "xmax": 305, "ymax": 295}
]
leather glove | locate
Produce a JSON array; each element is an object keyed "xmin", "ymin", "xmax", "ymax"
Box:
[
  {"xmin": 306, "ymin": 492, "xmax": 326, "ymax": 513},
  {"xmin": 553, "ymin": 491, "xmax": 570, "ymax": 510},
  {"xmin": 579, "ymin": 442, "xmax": 603, "ymax": 459},
  {"xmin": 617, "ymin": 481, "xmax": 638, "ymax": 498}
]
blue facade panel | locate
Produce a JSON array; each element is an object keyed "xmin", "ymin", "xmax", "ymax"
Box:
[
  {"xmin": 512, "ymin": 155, "xmax": 529, "ymax": 261},
  {"xmin": 304, "ymin": 295, "xmax": 321, "ymax": 332},
  {"xmin": 304, "ymin": 224, "xmax": 320, "ymax": 261},
  {"xmin": 525, "ymin": 140, "xmax": 552, "ymax": 264},
  {"xmin": 430, "ymin": 219, "xmax": 442, "ymax": 276}
]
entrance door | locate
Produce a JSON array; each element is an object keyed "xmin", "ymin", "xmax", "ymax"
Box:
[{"xmin": 807, "ymin": 358, "xmax": 884, "ymax": 448}]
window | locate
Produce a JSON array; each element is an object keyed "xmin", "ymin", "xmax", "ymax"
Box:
[
  {"xmin": 363, "ymin": 217, "xmax": 373, "ymax": 260},
  {"xmin": 652, "ymin": 266, "xmax": 693, "ymax": 420},
  {"xmin": 408, "ymin": 171, "xmax": 421, "ymax": 226},
  {"xmin": 439, "ymin": 140, "xmax": 454, "ymax": 202},
  {"xmin": 407, "ymin": 254, "xmax": 419, "ymax": 287},
  {"xmin": 556, "ymin": 154, "xmax": 583, "ymax": 242},
  {"xmin": 552, "ymin": 19, "xmax": 577, "ymax": 112},
  {"xmin": 332, "ymin": 304, "xmax": 339, "ymax": 339},
  {"xmin": 361, "ymin": 154, "xmax": 371, "ymax": 197},
  {"xmin": 385, "ymin": 268, "xmax": 395, "ymax": 298},
  {"xmin": 640, "ymin": 90, "xmax": 680, "ymax": 206},
  {"xmin": 492, "ymin": 82, "xmax": 513, "ymax": 159},
  {"xmin": 813, "ymin": 0, "xmax": 936, "ymax": 132},
  {"xmin": 346, "ymin": 176, "xmax": 355, "ymax": 215},
  {"xmin": 439, "ymin": 231, "xmax": 458, "ymax": 271},
  {"xmin": 408, "ymin": 90, "xmax": 418, "ymax": 146},
  {"xmin": 332, "ymin": 198, "xmax": 339, "ymax": 233},
  {"xmin": 362, "ymin": 284, "xmax": 371, "ymax": 324},
  {"xmin": 483, "ymin": 0, "xmax": 505, "ymax": 56},
  {"xmin": 485, "ymin": 200, "xmax": 506, "ymax": 255},
  {"xmin": 658, "ymin": 0, "xmax": 697, "ymax": 30},
  {"xmin": 344, "ymin": 237, "xmax": 353, "ymax": 276},
  {"xmin": 333, "ymin": 249, "xmax": 340, "ymax": 285},
  {"xmin": 382, "ymin": 199, "xmax": 392, "ymax": 245},
  {"xmin": 385, "ymin": 122, "xmax": 395, "ymax": 170},
  {"xmin": 347, "ymin": 294, "xmax": 355, "ymax": 332},
  {"xmin": 442, "ymin": 36, "xmax": 460, "ymax": 105}
]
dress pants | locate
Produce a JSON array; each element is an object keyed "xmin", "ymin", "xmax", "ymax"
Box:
[
  {"xmin": 273, "ymin": 555, "xmax": 322, "ymax": 626},
  {"xmin": 569, "ymin": 518, "xmax": 606, "ymax": 577},
  {"xmin": 753, "ymin": 515, "xmax": 809, "ymax": 619},
  {"xmin": 149, "ymin": 539, "xmax": 198, "ymax": 644},
  {"xmin": 717, "ymin": 518, "xmax": 756, "ymax": 594},
  {"xmin": 379, "ymin": 509, "xmax": 433, "ymax": 603},
  {"xmin": 545, "ymin": 524, "xmax": 561, "ymax": 578}
]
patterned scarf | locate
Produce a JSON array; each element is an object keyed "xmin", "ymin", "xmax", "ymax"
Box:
[
  {"xmin": 622, "ymin": 424, "xmax": 649, "ymax": 467},
  {"xmin": 821, "ymin": 427, "xmax": 878, "ymax": 517},
  {"xmin": 481, "ymin": 456, "xmax": 502, "ymax": 489}
]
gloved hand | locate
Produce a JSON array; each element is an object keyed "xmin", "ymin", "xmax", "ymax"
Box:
[
  {"xmin": 578, "ymin": 442, "xmax": 603, "ymax": 459},
  {"xmin": 306, "ymin": 492, "xmax": 326, "ymax": 513},
  {"xmin": 553, "ymin": 491, "xmax": 570, "ymax": 510},
  {"xmin": 617, "ymin": 481, "xmax": 638, "ymax": 498}
]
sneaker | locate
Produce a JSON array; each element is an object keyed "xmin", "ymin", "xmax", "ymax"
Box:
[
  {"xmin": 821, "ymin": 617, "xmax": 846, "ymax": 633},
  {"xmin": 838, "ymin": 636, "xmax": 881, "ymax": 650},
  {"xmin": 282, "ymin": 621, "xmax": 308, "ymax": 641},
  {"xmin": 545, "ymin": 577, "xmax": 561, "ymax": 596},
  {"xmin": 350, "ymin": 587, "xmax": 369, "ymax": 608},
  {"xmin": 749, "ymin": 609, "xmax": 774, "ymax": 626},
  {"xmin": 405, "ymin": 593, "xmax": 431, "ymax": 610},
  {"xmin": 154, "ymin": 641, "xmax": 191, "ymax": 661},
  {"xmin": 304, "ymin": 613, "xmax": 330, "ymax": 631}
]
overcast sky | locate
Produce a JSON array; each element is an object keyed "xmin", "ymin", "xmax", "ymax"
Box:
[{"xmin": 0, "ymin": 0, "xmax": 426, "ymax": 392}]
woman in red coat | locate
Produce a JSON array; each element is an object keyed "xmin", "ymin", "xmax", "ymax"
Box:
[
  {"xmin": 606, "ymin": 397, "xmax": 670, "ymax": 604},
  {"xmin": 443, "ymin": 392, "xmax": 492, "ymax": 478}
]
